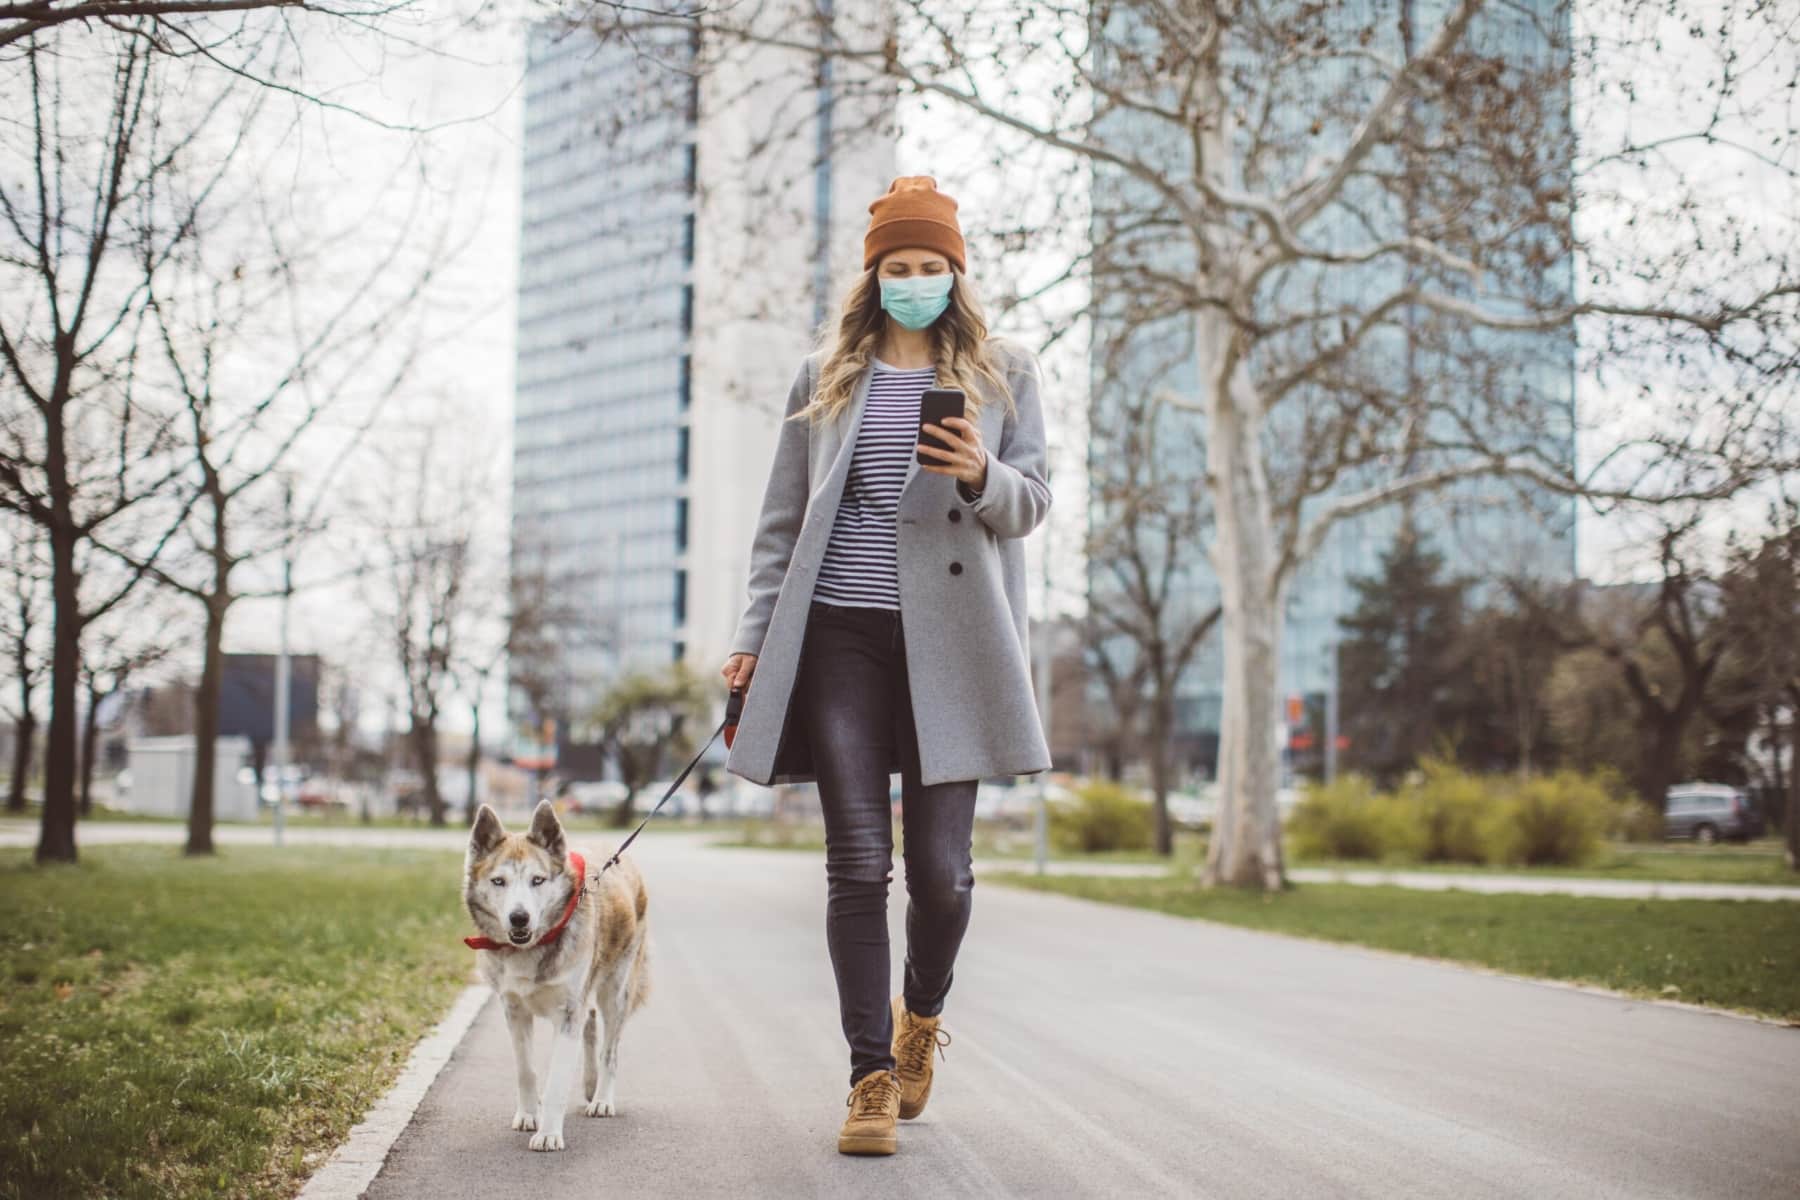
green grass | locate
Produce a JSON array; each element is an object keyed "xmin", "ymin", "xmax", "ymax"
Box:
[
  {"xmin": 0, "ymin": 844, "xmax": 471, "ymax": 1200},
  {"xmin": 988, "ymin": 871, "xmax": 1800, "ymax": 1022},
  {"xmin": 1294, "ymin": 841, "xmax": 1795, "ymax": 885}
]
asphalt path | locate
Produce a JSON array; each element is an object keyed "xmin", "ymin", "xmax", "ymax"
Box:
[{"xmin": 356, "ymin": 835, "xmax": 1797, "ymax": 1199}]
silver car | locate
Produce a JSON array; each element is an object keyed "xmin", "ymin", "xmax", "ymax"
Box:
[{"xmin": 1663, "ymin": 784, "xmax": 1763, "ymax": 844}]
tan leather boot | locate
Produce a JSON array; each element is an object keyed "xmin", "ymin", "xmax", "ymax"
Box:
[
  {"xmin": 891, "ymin": 995, "xmax": 952, "ymax": 1120},
  {"xmin": 838, "ymin": 1068, "xmax": 901, "ymax": 1155}
]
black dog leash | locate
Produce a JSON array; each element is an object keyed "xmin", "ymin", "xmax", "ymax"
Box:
[{"xmin": 593, "ymin": 685, "xmax": 744, "ymax": 878}]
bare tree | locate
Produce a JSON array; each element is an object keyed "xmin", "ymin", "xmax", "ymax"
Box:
[
  {"xmin": 76, "ymin": 598, "xmax": 179, "ymax": 816},
  {"xmin": 89, "ymin": 78, "xmax": 443, "ymax": 853},
  {"xmin": 505, "ymin": 535, "xmax": 615, "ymax": 783},
  {"xmin": 361, "ymin": 414, "xmax": 505, "ymax": 829},
  {"xmin": 0, "ymin": 31, "xmax": 208, "ymax": 861},
  {"xmin": 454, "ymin": 637, "xmax": 506, "ymax": 825},
  {"xmin": 0, "ymin": 517, "xmax": 49, "ymax": 813},
  {"xmin": 582, "ymin": 663, "xmax": 712, "ymax": 827},
  {"xmin": 1719, "ymin": 505, "xmax": 1800, "ymax": 869},
  {"xmin": 1086, "ymin": 337, "xmax": 1220, "ymax": 853},
  {"xmin": 1082, "ymin": 617, "xmax": 1148, "ymax": 782},
  {"xmin": 1528, "ymin": 516, "xmax": 1727, "ymax": 830},
  {"xmin": 0, "ymin": 0, "xmax": 410, "ymax": 52},
  {"xmin": 608, "ymin": 0, "xmax": 1800, "ymax": 888}
]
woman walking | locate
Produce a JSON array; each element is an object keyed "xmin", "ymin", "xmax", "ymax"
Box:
[{"xmin": 718, "ymin": 176, "xmax": 1054, "ymax": 1156}]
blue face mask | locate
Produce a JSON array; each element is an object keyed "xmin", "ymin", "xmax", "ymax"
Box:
[{"xmin": 879, "ymin": 273, "xmax": 954, "ymax": 330}]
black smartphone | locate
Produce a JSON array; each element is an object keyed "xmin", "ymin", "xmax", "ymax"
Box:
[{"xmin": 917, "ymin": 388, "xmax": 967, "ymax": 467}]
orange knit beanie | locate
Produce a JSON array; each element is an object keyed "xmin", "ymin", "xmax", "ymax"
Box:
[{"xmin": 864, "ymin": 176, "xmax": 966, "ymax": 273}]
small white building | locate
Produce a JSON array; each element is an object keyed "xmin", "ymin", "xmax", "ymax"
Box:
[{"xmin": 124, "ymin": 735, "xmax": 259, "ymax": 822}]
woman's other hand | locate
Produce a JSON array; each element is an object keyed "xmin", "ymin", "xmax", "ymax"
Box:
[{"xmin": 721, "ymin": 652, "xmax": 758, "ymax": 692}]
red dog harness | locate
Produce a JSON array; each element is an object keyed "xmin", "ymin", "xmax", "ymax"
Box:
[{"xmin": 464, "ymin": 850, "xmax": 588, "ymax": 952}]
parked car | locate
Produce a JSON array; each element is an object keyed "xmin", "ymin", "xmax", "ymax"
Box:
[{"xmin": 1664, "ymin": 783, "xmax": 1764, "ymax": 844}]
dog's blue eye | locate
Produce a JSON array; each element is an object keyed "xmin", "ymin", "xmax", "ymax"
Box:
[
  {"xmin": 490, "ymin": 877, "xmax": 504, "ymax": 886},
  {"xmin": 530, "ymin": 876, "xmax": 546, "ymax": 887}
]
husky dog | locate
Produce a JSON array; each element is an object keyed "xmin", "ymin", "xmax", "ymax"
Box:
[{"xmin": 463, "ymin": 800, "xmax": 652, "ymax": 1151}]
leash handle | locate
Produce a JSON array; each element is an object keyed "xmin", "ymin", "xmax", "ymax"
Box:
[{"xmin": 598, "ymin": 686, "xmax": 744, "ymax": 876}]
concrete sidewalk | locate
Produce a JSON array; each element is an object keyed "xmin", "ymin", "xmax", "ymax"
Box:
[{"xmin": 350, "ymin": 837, "xmax": 1797, "ymax": 1199}]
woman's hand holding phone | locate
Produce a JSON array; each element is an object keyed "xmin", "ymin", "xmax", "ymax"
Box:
[{"xmin": 916, "ymin": 387, "xmax": 988, "ymax": 491}]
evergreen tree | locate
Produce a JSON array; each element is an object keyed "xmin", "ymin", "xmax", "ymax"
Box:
[{"xmin": 1337, "ymin": 524, "xmax": 1476, "ymax": 786}]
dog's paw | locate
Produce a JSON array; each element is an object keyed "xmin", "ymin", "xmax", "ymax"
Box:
[
  {"xmin": 583, "ymin": 1097, "xmax": 616, "ymax": 1118},
  {"xmin": 511, "ymin": 1110, "xmax": 538, "ymax": 1132},
  {"xmin": 528, "ymin": 1130, "xmax": 565, "ymax": 1152}
]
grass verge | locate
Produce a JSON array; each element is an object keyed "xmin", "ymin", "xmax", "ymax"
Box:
[
  {"xmin": 1295, "ymin": 841, "xmax": 1795, "ymax": 885},
  {"xmin": 987, "ymin": 871, "xmax": 1800, "ymax": 1023},
  {"xmin": 0, "ymin": 843, "xmax": 470, "ymax": 1200}
]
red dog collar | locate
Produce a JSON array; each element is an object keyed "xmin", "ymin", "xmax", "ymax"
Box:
[{"xmin": 465, "ymin": 850, "xmax": 587, "ymax": 952}]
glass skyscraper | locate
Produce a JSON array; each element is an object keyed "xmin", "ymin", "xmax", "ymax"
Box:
[
  {"xmin": 511, "ymin": 13, "xmax": 894, "ymax": 777},
  {"xmin": 512, "ymin": 21, "xmax": 700, "ymax": 771}
]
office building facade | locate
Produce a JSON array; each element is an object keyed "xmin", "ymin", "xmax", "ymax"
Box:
[{"xmin": 512, "ymin": 9, "xmax": 894, "ymax": 775}]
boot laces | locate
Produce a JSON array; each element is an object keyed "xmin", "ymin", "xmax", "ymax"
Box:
[
  {"xmin": 897, "ymin": 1018, "xmax": 951, "ymax": 1074},
  {"xmin": 847, "ymin": 1069, "xmax": 899, "ymax": 1117}
]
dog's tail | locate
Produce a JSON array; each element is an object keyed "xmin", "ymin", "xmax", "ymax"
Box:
[{"xmin": 628, "ymin": 924, "xmax": 652, "ymax": 1014}]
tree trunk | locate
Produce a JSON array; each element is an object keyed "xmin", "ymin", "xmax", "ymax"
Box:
[
  {"xmin": 611, "ymin": 787, "xmax": 638, "ymax": 829},
  {"xmin": 410, "ymin": 716, "xmax": 445, "ymax": 827},
  {"xmin": 465, "ymin": 700, "xmax": 481, "ymax": 825},
  {"xmin": 1634, "ymin": 715, "xmax": 1683, "ymax": 841},
  {"xmin": 185, "ymin": 601, "xmax": 227, "ymax": 856},
  {"xmin": 7, "ymin": 711, "xmax": 35, "ymax": 813},
  {"xmin": 37, "ymin": 521, "xmax": 80, "ymax": 864},
  {"xmin": 1201, "ymin": 348, "xmax": 1287, "ymax": 891},
  {"xmin": 1148, "ymin": 680, "xmax": 1174, "ymax": 856},
  {"xmin": 79, "ymin": 686, "xmax": 101, "ymax": 818}
]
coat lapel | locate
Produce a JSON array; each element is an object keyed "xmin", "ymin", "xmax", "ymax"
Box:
[{"xmin": 819, "ymin": 363, "xmax": 873, "ymax": 493}]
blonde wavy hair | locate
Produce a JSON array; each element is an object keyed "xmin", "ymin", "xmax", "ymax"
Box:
[{"xmin": 790, "ymin": 262, "xmax": 1017, "ymax": 429}]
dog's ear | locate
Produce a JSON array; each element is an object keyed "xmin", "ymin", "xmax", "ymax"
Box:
[
  {"xmin": 469, "ymin": 804, "xmax": 505, "ymax": 859},
  {"xmin": 526, "ymin": 799, "xmax": 565, "ymax": 859}
]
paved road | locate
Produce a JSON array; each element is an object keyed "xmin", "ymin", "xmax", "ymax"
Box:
[{"xmin": 356, "ymin": 836, "xmax": 1795, "ymax": 1199}]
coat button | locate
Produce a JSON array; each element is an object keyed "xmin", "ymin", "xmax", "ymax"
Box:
[
  {"xmin": 948, "ymin": 509, "xmax": 962, "ymax": 522},
  {"xmin": 949, "ymin": 561, "xmax": 963, "ymax": 575}
]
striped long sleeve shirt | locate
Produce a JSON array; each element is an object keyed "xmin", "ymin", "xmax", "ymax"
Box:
[{"xmin": 811, "ymin": 358, "xmax": 938, "ymax": 611}]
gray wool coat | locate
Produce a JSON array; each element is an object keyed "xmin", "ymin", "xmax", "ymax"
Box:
[{"xmin": 724, "ymin": 337, "xmax": 1053, "ymax": 788}]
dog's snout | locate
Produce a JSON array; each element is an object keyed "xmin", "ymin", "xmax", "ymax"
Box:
[{"xmin": 509, "ymin": 909, "xmax": 530, "ymax": 929}]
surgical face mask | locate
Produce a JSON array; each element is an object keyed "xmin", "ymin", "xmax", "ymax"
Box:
[{"xmin": 878, "ymin": 273, "xmax": 954, "ymax": 330}]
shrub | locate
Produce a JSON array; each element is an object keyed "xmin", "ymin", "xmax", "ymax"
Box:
[
  {"xmin": 1608, "ymin": 798, "xmax": 1664, "ymax": 843},
  {"xmin": 1586, "ymin": 766, "xmax": 1659, "ymax": 842},
  {"xmin": 1400, "ymin": 757, "xmax": 1492, "ymax": 864},
  {"xmin": 1048, "ymin": 781, "xmax": 1154, "ymax": 853},
  {"xmin": 1287, "ymin": 775, "xmax": 1422, "ymax": 862},
  {"xmin": 1481, "ymin": 769, "xmax": 1613, "ymax": 866}
]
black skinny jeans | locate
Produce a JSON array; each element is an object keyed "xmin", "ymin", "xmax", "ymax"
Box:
[{"xmin": 794, "ymin": 598, "xmax": 980, "ymax": 1087}]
